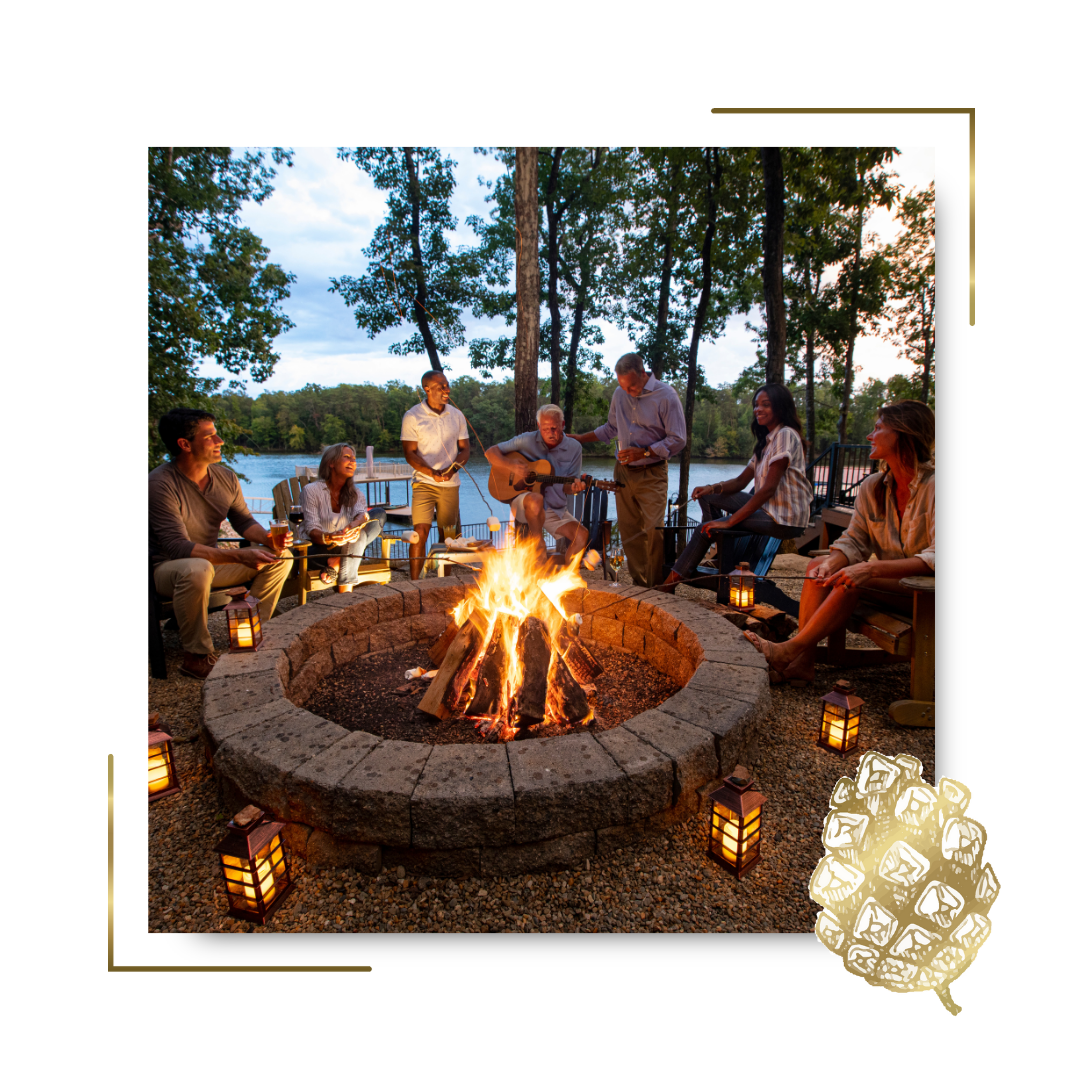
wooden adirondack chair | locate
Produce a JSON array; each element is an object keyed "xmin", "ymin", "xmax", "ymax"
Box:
[
  {"xmin": 271, "ymin": 477, "xmax": 392, "ymax": 603},
  {"xmin": 806, "ymin": 549, "xmax": 935, "ymax": 727}
]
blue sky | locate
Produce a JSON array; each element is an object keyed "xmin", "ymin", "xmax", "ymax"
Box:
[{"xmin": 200, "ymin": 146, "xmax": 935, "ymax": 398}]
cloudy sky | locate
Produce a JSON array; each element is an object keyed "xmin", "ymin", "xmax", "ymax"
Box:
[{"xmin": 199, "ymin": 146, "xmax": 935, "ymax": 398}]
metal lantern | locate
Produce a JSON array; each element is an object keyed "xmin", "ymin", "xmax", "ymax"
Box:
[
  {"xmin": 706, "ymin": 766, "xmax": 767, "ymax": 878},
  {"xmin": 818, "ymin": 680, "xmax": 864, "ymax": 756},
  {"xmin": 728, "ymin": 561, "xmax": 755, "ymax": 609},
  {"xmin": 224, "ymin": 587, "xmax": 263, "ymax": 652},
  {"xmin": 148, "ymin": 713, "xmax": 181, "ymax": 802},
  {"xmin": 214, "ymin": 805, "xmax": 294, "ymax": 924}
]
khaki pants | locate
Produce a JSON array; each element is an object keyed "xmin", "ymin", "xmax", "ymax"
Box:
[
  {"xmin": 411, "ymin": 481, "xmax": 460, "ymax": 530},
  {"xmin": 613, "ymin": 461, "xmax": 669, "ymax": 588},
  {"xmin": 153, "ymin": 548, "xmax": 293, "ymax": 655}
]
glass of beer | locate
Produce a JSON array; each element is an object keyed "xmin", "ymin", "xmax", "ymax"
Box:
[{"xmin": 269, "ymin": 519, "xmax": 290, "ymax": 550}]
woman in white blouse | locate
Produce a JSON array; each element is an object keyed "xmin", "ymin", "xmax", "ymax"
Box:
[
  {"xmin": 744, "ymin": 399, "xmax": 935, "ymax": 684},
  {"xmin": 300, "ymin": 443, "xmax": 385, "ymax": 593},
  {"xmin": 660, "ymin": 384, "xmax": 812, "ymax": 590}
]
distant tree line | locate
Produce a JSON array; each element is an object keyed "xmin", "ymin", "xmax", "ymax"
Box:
[{"xmin": 207, "ymin": 369, "xmax": 925, "ymax": 471}]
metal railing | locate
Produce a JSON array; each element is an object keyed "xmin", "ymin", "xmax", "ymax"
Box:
[{"xmin": 809, "ymin": 444, "xmax": 875, "ymax": 514}]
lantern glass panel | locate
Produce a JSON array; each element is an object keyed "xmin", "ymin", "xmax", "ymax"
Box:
[
  {"xmin": 820, "ymin": 701, "xmax": 859, "ymax": 752},
  {"xmin": 148, "ymin": 741, "xmax": 175, "ymax": 795},
  {"xmin": 728, "ymin": 566, "xmax": 755, "ymax": 609}
]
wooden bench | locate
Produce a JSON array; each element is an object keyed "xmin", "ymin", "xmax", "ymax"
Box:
[{"xmin": 809, "ymin": 558, "xmax": 935, "ymax": 727}]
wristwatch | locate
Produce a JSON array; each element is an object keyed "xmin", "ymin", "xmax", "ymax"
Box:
[{"xmin": 643, "ymin": 448, "xmax": 651, "ymax": 458}]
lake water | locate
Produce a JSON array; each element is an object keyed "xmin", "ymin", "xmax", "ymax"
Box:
[{"xmin": 231, "ymin": 451, "xmax": 751, "ymax": 528}]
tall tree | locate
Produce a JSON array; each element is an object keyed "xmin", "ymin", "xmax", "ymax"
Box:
[
  {"xmin": 514, "ymin": 147, "xmax": 540, "ymax": 434},
  {"xmin": 330, "ymin": 147, "xmax": 475, "ymax": 372},
  {"xmin": 147, "ymin": 146, "xmax": 295, "ymax": 468},
  {"xmin": 823, "ymin": 148, "xmax": 898, "ymax": 442},
  {"xmin": 886, "ymin": 183, "xmax": 935, "ymax": 403},
  {"xmin": 760, "ymin": 147, "xmax": 786, "ymax": 384}
]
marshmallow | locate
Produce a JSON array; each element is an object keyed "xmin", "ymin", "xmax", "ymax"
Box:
[{"xmin": 487, "ymin": 516, "xmax": 501, "ymax": 532}]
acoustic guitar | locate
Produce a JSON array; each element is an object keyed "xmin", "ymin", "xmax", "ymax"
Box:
[{"xmin": 488, "ymin": 451, "xmax": 623, "ymax": 505}]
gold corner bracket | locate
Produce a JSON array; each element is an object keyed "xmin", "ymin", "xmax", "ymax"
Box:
[{"xmin": 109, "ymin": 754, "xmax": 373, "ymax": 973}]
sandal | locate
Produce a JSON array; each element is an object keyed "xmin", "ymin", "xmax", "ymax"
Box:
[{"xmin": 319, "ymin": 568, "xmax": 338, "ymax": 585}]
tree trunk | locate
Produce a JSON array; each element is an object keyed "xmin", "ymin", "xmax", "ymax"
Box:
[
  {"xmin": 805, "ymin": 326, "xmax": 817, "ymax": 464},
  {"xmin": 678, "ymin": 149, "xmax": 720, "ymax": 527},
  {"xmin": 514, "ymin": 147, "xmax": 540, "ymax": 434},
  {"xmin": 921, "ymin": 294, "xmax": 933, "ymax": 403},
  {"xmin": 652, "ymin": 172, "xmax": 678, "ymax": 381},
  {"xmin": 544, "ymin": 148, "xmax": 565, "ymax": 407},
  {"xmin": 761, "ymin": 147, "xmax": 786, "ymax": 385},
  {"xmin": 403, "ymin": 146, "xmax": 441, "ymax": 371},
  {"xmin": 564, "ymin": 283, "xmax": 586, "ymax": 432},
  {"xmin": 837, "ymin": 170, "xmax": 865, "ymax": 444}
]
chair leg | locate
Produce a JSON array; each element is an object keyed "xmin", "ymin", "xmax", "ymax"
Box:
[
  {"xmin": 149, "ymin": 575, "xmax": 168, "ymax": 679},
  {"xmin": 909, "ymin": 588, "xmax": 935, "ymax": 701}
]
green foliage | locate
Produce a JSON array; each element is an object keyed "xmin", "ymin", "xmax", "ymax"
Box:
[
  {"xmin": 885, "ymin": 183, "xmax": 935, "ymax": 402},
  {"xmin": 331, "ymin": 148, "xmax": 493, "ymax": 367},
  {"xmin": 148, "ymin": 146, "xmax": 295, "ymax": 468}
]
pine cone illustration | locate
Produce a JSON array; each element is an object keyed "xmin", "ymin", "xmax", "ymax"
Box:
[{"xmin": 809, "ymin": 751, "xmax": 998, "ymax": 1014}]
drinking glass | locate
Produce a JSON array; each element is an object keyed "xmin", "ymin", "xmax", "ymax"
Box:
[
  {"xmin": 288, "ymin": 504, "xmax": 304, "ymax": 529},
  {"xmin": 269, "ymin": 518, "xmax": 290, "ymax": 550}
]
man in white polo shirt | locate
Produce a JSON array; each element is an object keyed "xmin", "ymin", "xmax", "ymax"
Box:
[
  {"xmin": 401, "ymin": 370, "xmax": 470, "ymax": 579},
  {"xmin": 486, "ymin": 404, "xmax": 588, "ymax": 559}
]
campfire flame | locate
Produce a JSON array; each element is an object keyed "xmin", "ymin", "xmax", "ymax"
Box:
[{"xmin": 448, "ymin": 544, "xmax": 596, "ymax": 741}]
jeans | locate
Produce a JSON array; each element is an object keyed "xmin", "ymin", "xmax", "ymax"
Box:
[
  {"xmin": 671, "ymin": 491, "xmax": 803, "ymax": 579},
  {"xmin": 308, "ymin": 509, "xmax": 386, "ymax": 584}
]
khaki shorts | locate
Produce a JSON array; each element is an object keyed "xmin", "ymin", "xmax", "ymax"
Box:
[
  {"xmin": 511, "ymin": 492, "xmax": 580, "ymax": 538},
  {"xmin": 412, "ymin": 481, "xmax": 460, "ymax": 528}
]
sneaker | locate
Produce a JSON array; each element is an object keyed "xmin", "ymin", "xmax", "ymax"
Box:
[{"xmin": 180, "ymin": 651, "xmax": 218, "ymax": 680}]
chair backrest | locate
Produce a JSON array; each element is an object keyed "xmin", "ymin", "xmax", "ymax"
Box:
[
  {"xmin": 722, "ymin": 532, "xmax": 783, "ymax": 579},
  {"xmin": 273, "ymin": 475, "xmax": 313, "ymax": 520}
]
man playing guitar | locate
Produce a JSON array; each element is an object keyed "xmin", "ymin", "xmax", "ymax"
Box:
[{"xmin": 485, "ymin": 404, "xmax": 589, "ymax": 559}]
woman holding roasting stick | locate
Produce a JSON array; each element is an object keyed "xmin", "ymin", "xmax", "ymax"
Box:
[
  {"xmin": 658, "ymin": 383, "xmax": 812, "ymax": 591},
  {"xmin": 299, "ymin": 443, "xmax": 385, "ymax": 593}
]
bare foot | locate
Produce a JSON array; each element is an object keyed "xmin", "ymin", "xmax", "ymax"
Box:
[
  {"xmin": 780, "ymin": 657, "xmax": 815, "ymax": 686},
  {"xmin": 742, "ymin": 631, "xmax": 789, "ymax": 674}
]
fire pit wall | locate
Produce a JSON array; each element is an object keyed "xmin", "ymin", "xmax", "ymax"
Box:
[{"xmin": 201, "ymin": 579, "xmax": 770, "ymax": 877}]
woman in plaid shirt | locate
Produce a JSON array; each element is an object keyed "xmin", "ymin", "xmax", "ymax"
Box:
[{"xmin": 660, "ymin": 384, "xmax": 812, "ymax": 590}]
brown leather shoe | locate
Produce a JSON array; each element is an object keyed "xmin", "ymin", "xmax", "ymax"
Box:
[{"xmin": 180, "ymin": 651, "xmax": 218, "ymax": 680}]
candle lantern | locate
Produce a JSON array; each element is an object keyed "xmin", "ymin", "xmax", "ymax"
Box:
[
  {"xmin": 214, "ymin": 805, "xmax": 294, "ymax": 924},
  {"xmin": 818, "ymin": 680, "xmax": 864, "ymax": 756},
  {"xmin": 224, "ymin": 587, "xmax": 263, "ymax": 653},
  {"xmin": 706, "ymin": 766, "xmax": 767, "ymax": 878},
  {"xmin": 728, "ymin": 561, "xmax": 755, "ymax": 609},
  {"xmin": 148, "ymin": 713, "xmax": 181, "ymax": 802}
]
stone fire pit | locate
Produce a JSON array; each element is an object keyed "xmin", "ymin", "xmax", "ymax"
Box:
[{"xmin": 200, "ymin": 579, "xmax": 770, "ymax": 876}]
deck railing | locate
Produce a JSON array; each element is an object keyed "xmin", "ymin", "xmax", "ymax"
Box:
[{"xmin": 808, "ymin": 443, "xmax": 875, "ymax": 514}]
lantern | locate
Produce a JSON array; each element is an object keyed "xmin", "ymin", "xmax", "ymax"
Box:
[
  {"xmin": 818, "ymin": 679, "xmax": 864, "ymax": 756},
  {"xmin": 148, "ymin": 713, "xmax": 181, "ymax": 802},
  {"xmin": 224, "ymin": 587, "xmax": 263, "ymax": 652},
  {"xmin": 706, "ymin": 766, "xmax": 767, "ymax": 878},
  {"xmin": 728, "ymin": 561, "xmax": 755, "ymax": 609},
  {"xmin": 214, "ymin": 805, "xmax": 294, "ymax": 924}
]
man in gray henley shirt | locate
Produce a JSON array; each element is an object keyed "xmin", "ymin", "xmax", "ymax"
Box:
[
  {"xmin": 150, "ymin": 408, "xmax": 293, "ymax": 679},
  {"xmin": 567, "ymin": 352, "xmax": 686, "ymax": 587}
]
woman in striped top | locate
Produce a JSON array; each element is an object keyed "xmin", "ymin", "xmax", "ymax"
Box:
[
  {"xmin": 660, "ymin": 384, "xmax": 812, "ymax": 590},
  {"xmin": 300, "ymin": 443, "xmax": 386, "ymax": 593}
]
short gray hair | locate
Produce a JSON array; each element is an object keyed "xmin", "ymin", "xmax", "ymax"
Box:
[
  {"xmin": 536, "ymin": 403, "xmax": 564, "ymax": 425},
  {"xmin": 613, "ymin": 352, "xmax": 646, "ymax": 376}
]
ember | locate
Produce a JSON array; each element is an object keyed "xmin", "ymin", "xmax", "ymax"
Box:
[{"xmin": 417, "ymin": 545, "xmax": 602, "ymax": 741}]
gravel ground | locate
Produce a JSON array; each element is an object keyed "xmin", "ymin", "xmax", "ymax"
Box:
[{"xmin": 147, "ymin": 558, "xmax": 934, "ymax": 934}]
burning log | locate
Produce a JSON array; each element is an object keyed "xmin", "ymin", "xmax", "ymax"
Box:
[
  {"xmin": 514, "ymin": 616, "xmax": 550, "ymax": 729},
  {"xmin": 428, "ymin": 621, "xmax": 459, "ymax": 666},
  {"xmin": 561, "ymin": 636, "xmax": 603, "ymax": 684},
  {"xmin": 465, "ymin": 625, "xmax": 507, "ymax": 717},
  {"xmin": 548, "ymin": 650, "xmax": 591, "ymax": 725},
  {"xmin": 417, "ymin": 620, "xmax": 482, "ymax": 720}
]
